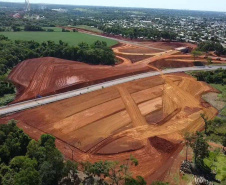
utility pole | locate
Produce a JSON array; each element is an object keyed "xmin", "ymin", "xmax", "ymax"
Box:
[{"xmin": 25, "ymin": 0, "xmax": 31, "ymax": 12}]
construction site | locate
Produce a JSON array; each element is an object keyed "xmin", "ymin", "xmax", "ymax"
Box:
[{"xmin": 1, "ymin": 40, "xmax": 225, "ymax": 183}]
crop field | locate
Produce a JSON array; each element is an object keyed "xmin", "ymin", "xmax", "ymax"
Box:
[{"xmin": 0, "ymin": 31, "xmax": 118, "ymax": 46}]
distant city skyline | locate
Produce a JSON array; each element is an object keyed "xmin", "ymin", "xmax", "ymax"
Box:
[{"xmin": 2, "ymin": 0, "xmax": 226, "ymax": 12}]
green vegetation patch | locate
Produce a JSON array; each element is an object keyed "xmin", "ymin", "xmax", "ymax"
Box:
[
  {"xmin": 210, "ymin": 84, "xmax": 226, "ymax": 117},
  {"xmin": 0, "ymin": 94, "xmax": 15, "ymax": 106},
  {"xmin": 210, "ymin": 84, "xmax": 226, "ymax": 102},
  {"xmin": 0, "ymin": 31, "xmax": 117, "ymax": 47},
  {"xmin": 190, "ymin": 69, "xmax": 226, "ymax": 116},
  {"xmin": 197, "ymin": 41, "xmax": 226, "ymax": 56},
  {"xmin": 204, "ymin": 117, "xmax": 226, "ymax": 146},
  {"xmin": 75, "ymin": 25, "xmax": 103, "ymax": 33},
  {"xmin": 204, "ymin": 150, "xmax": 226, "ymax": 182}
]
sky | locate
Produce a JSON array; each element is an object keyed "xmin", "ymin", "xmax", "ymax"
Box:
[{"xmin": 3, "ymin": 0, "xmax": 226, "ymax": 12}]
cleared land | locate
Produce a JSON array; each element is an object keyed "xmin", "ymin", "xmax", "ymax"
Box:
[
  {"xmin": 140, "ymin": 41, "xmax": 196, "ymax": 50},
  {"xmin": 113, "ymin": 43, "xmax": 225, "ymax": 67},
  {"xmin": 0, "ymin": 73, "xmax": 219, "ymax": 183},
  {"xmin": 2, "ymin": 39, "xmax": 226, "ymax": 183},
  {"xmin": 0, "ymin": 31, "xmax": 118, "ymax": 46},
  {"xmin": 8, "ymin": 57, "xmax": 149, "ymax": 103},
  {"xmin": 8, "ymin": 41, "xmax": 225, "ymax": 103}
]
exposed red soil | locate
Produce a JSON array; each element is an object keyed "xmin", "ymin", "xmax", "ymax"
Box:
[
  {"xmin": 140, "ymin": 41, "xmax": 196, "ymax": 50},
  {"xmin": 119, "ymin": 47, "xmax": 162, "ymax": 54},
  {"xmin": 0, "ymin": 72, "xmax": 219, "ymax": 183},
  {"xmin": 9, "ymin": 52, "xmax": 224, "ymax": 103},
  {"xmin": 149, "ymin": 136, "xmax": 179, "ymax": 153},
  {"xmin": 117, "ymin": 54, "xmax": 152, "ymax": 63},
  {"xmin": 9, "ymin": 57, "xmax": 150, "ymax": 103},
  {"xmin": 151, "ymin": 59, "xmax": 194, "ymax": 69},
  {"xmin": 4, "ymin": 33, "xmax": 225, "ymax": 184}
]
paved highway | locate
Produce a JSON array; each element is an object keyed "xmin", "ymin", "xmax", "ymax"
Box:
[{"xmin": 0, "ymin": 66, "xmax": 226, "ymax": 116}]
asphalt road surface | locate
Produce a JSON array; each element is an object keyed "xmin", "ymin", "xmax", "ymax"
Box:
[{"xmin": 0, "ymin": 66, "xmax": 226, "ymax": 116}]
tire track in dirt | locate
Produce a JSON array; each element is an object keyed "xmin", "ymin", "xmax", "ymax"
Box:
[
  {"xmin": 17, "ymin": 58, "xmax": 54, "ymax": 101},
  {"xmin": 115, "ymin": 55, "xmax": 132, "ymax": 65},
  {"xmin": 117, "ymin": 86, "xmax": 148, "ymax": 127}
]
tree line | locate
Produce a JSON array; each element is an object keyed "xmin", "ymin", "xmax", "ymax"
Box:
[
  {"xmin": 191, "ymin": 69, "xmax": 226, "ymax": 85},
  {"xmin": 102, "ymin": 26, "xmax": 177, "ymax": 41},
  {"xmin": 197, "ymin": 41, "xmax": 226, "ymax": 56}
]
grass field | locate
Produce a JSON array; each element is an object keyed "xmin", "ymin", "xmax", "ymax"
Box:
[
  {"xmin": 0, "ymin": 31, "xmax": 118, "ymax": 46},
  {"xmin": 74, "ymin": 25, "xmax": 103, "ymax": 33}
]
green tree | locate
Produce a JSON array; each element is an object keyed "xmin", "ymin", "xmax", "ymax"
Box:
[
  {"xmin": 191, "ymin": 50, "xmax": 202, "ymax": 62},
  {"xmin": 0, "ymin": 120, "xmax": 31, "ymax": 164},
  {"xmin": 2, "ymin": 156, "xmax": 41, "ymax": 185},
  {"xmin": 14, "ymin": 168, "xmax": 40, "ymax": 185},
  {"xmin": 26, "ymin": 135, "xmax": 64, "ymax": 185},
  {"xmin": 200, "ymin": 113, "xmax": 209, "ymax": 134},
  {"xmin": 222, "ymin": 136, "xmax": 226, "ymax": 154},
  {"xmin": 62, "ymin": 160, "xmax": 78, "ymax": 176},
  {"xmin": 184, "ymin": 132, "xmax": 196, "ymax": 161},
  {"xmin": 80, "ymin": 155, "xmax": 142, "ymax": 185},
  {"xmin": 1, "ymin": 170, "xmax": 15, "ymax": 185},
  {"xmin": 206, "ymin": 57, "xmax": 213, "ymax": 66},
  {"xmin": 192, "ymin": 132, "xmax": 209, "ymax": 168},
  {"xmin": 125, "ymin": 176, "xmax": 146, "ymax": 185}
]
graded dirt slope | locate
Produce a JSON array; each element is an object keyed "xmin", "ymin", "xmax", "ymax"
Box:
[
  {"xmin": 9, "ymin": 57, "xmax": 150, "ymax": 103},
  {"xmin": 140, "ymin": 41, "xmax": 196, "ymax": 50},
  {"xmin": 0, "ymin": 73, "xmax": 219, "ymax": 183}
]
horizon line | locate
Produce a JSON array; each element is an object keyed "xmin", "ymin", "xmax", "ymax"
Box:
[{"xmin": 1, "ymin": 1, "xmax": 226, "ymax": 13}]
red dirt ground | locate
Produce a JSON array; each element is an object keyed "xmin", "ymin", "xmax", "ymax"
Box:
[
  {"xmin": 4, "ymin": 37, "xmax": 225, "ymax": 184},
  {"xmin": 140, "ymin": 41, "xmax": 196, "ymax": 50},
  {"xmin": 0, "ymin": 73, "xmax": 219, "ymax": 184},
  {"xmin": 9, "ymin": 48, "xmax": 224, "ymax": 103},
  {"xmin": 9, "ymin": 57, "xmax": 150, "ymax": 103},
  {"xmin": 117, "ymin": 54, "xmax": 153, "ymax": 63}
]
